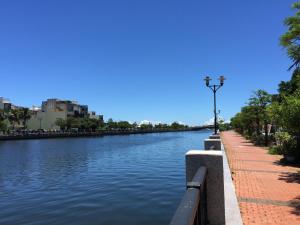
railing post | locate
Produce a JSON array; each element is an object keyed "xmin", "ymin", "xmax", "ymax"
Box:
[
  {"xmin": 209, "ymin": 134, "xmax": 220, "ymax": 139},
  {"xmin": 204, "ymin": 139, "xmax": 221, "ymax": 150},
  {"xmin": 186, "ymin": 150, "xmax": 225, "ymax": 225}
]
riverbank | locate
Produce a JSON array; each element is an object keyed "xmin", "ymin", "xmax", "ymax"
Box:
[
  {"xmin": 0, "ymin": 128, "xmax": 211, "ymax": 141},
  {"xmin": 221, "ymin": 130, "xmax": 300, "ymax": 225}
]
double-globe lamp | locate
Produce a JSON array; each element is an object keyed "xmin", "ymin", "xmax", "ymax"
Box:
[{"xmin": 204, "ymin": 76, "xmax": 225, "ymax": 135}]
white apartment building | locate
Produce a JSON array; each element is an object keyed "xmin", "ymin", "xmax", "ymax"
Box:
[{"xmin": 88, "ymin": 111, "xmax": 103, "ymax": 120}]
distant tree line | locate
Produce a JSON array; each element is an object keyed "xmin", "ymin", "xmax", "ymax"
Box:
[
  {"xmin": 55, "ymin": 117, "xmax": 188, "ymax": 132},
  {"xmin": 0, "ymin": 107, "xmax": 189, "ymax": 134},
  {"xmin": 231, "ymin": 2, "xmax": 300, "ymax": 160}
]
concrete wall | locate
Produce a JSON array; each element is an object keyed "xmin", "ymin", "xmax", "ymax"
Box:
[
  {"xmin": 186, "ymin": 150, "xmax": 225, "ymax": 225},
  {"xmin": 204, "ymin": 139, "xmax": 222, "ymax": 150},
  {"xmin": 27, "ymin": 111, "xmax": 67, "ymax": 130},
  {"xmin": 209, "ymin": 134, "xmax": 220, "ymax": 139},
  {"xmin": 183, "ymin": 133, "xmax": 243, "ymax": 225}
]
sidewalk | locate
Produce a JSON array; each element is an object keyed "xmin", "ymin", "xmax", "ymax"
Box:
[{"xmin": 221, "ymin": 131, "xmax": 300, "ymax": 225}]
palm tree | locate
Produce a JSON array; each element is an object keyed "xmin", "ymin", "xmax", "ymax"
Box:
[
  {"xmin": 8, "ymin": 108, "xmax": 31, "ymax": 130},
  {"xmin": 19, "ymin": 108, "xmax": 31, "ymax": 129},
  {"xmin": 8, "ymin": 109, "xmax": 20, "ymax": 131},
  {"xmin": 0, "ymin": 109, "xmax": 8, "ymax": 133}
]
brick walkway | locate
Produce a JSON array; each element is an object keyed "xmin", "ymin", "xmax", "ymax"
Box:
[{"xmin": 221, "ymin": 131, "xmax": 300, "ymax": 225}]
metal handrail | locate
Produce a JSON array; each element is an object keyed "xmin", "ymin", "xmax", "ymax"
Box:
[{"xmin": 169, "ymin": 167, "xmax": 208, "ymax": 225}]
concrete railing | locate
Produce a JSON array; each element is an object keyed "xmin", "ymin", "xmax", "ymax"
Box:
[
  {"xmin": 186, "ymin": 150, "xmax": 225, "ymax": 225},
  {"xmin": 170, "ymin": 133, "xmax": 243, "ymax": 225},
  {"xmin": 169, "ymin": 167, "xmax": 208, "ymax": 225},
  {"xmin": 204, "ymin": 134, "xmax": 221, "ymax": 150}
]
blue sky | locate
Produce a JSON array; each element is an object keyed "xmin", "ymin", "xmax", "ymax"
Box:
[{"xmin": 0, "ymin": 0, "xmax": 296, "ymax": 125}]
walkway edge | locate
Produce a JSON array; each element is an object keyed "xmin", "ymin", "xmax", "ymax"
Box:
[{"xmin": 222, "ymin": 143, "xmax": 244, "ymax": 225}]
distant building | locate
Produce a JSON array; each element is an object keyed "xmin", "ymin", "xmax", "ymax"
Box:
[
  {"xmin": 27, "ymin": 98, "xmax": 102, "ymax": 131},
  {"xmin": 0, "ymin": 97, "xmax": 12, "ymax": 111},
  {"xmin": 88, "ymin": 111, "xmax": 103, "ymax": 121},
  {"xmin": 41, "ymin": 99, "xmax": 88, "ymax": 117},
  {"xmin": 27, "ymin": 109, "xmax": 67, "ymax": 131}
]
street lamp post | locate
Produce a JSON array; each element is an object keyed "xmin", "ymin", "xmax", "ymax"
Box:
[{"xmin": 204, "ymin": 76, "xmax": 225, "ymax": 135}]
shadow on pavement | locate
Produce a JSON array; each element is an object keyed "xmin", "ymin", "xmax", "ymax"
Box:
[
  {"xmin": 273, "ymin": 158, "xmax": 300, "ymax": 168},
  {"xmin": 279, "ymin": 171, "xmax": 300, "ymax": 184},
  {"xmin": 290, "ymin": 195, "xmax": 300, "ymax": 216}
]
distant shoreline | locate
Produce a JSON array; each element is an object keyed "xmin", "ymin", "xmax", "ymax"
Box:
[{"xmin": 0, "ymin": 128, "xmax": 212, "ymax": 141}]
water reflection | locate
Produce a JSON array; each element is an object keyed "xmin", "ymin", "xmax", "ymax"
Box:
[{"xmin": 0, "ymin": 131, "xmax": 209, "ymax": 225}]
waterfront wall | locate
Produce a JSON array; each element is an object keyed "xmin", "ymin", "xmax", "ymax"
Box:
[
  {"xmin": 184, "ymin": 134, "xmax": 243, "ymax": 225},
  {"xmin": 186, "ymin": 150, "xmax": 225, "ymax": 225}
]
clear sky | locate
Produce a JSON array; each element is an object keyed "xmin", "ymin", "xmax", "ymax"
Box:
[{"xmin": 0, "ymin": 0, "xmax": 296, "ymax": 125}]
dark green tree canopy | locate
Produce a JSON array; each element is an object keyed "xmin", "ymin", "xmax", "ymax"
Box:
[{"xmin": 280, "ymin": 2, "xmax": 300, "ymax": 70}]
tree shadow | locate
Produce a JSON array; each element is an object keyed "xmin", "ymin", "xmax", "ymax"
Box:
[
  {"xmin": 279, "ymin": 171, "xmax": 300, "ymax": 184},
  {"xmin": 273, "ymin": 158, "xmax": 300, "ymax": 169},
  {"xmin": 289, "ymin": 195, "xmax": 300, "ymax": 216},
  {"xmin": 240, "ymin": 141, "xmax": 255, "ymax": 147},
  {"xmin": 241, "ymin": 140, "xmax": 252, "ymax": 144}
]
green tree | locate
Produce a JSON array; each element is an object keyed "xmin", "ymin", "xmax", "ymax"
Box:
[
  {"xmin": 0, "ymin": 120, "xmax": 7, "ymax": 133},
  {"xmin": 88, "ymin": 118, "xmax": 100, "ymax": 131},
  {"xmin": 170, "ymin": 122, "xmax": 184, "ymax": 130},
  {"xmin": 231, "ymin": 112, "xmax": 243, "ymax": 133},
  {"xmin": 0, "ymin": 109, "xmax": 8, "ymax": 133},
  {"xmin": 55, "ymin": 118, "xmax": 67, "ymax": 130},
  {"xmin": 267, "ymin": 101, "xmax": 283, "ymax": 130},
  {"xmin": 239, "ymin": 106, "xmax": 257, "ymax": 136},
  {"xmin": 97, "ymin": 117, "xmax": 105, "ymax": 129},
  {"xmin": 280, "ymin": 2, "xmax": 300, "ymax": 70},
  {"xmin": 117, "ymin": 121, "xmax": 132, "ymax": 130},
  {"xmin": 8, "ymin": 109, "xmax": 22, "ymax": 130},
  {"xmin": 219, "ymin": 120, "xmax": 231, "ymax": 131},
  {"xmin": 140, "ymin": 123, "xmax": 153, "ymax": 130},
  {"xmin": 66, "ymin": 117, "xmax": 81, "ymax": 130},
  {"xmin": 106, "ymin": 118, "xmax": 117, "ymax": 130},
  {"xmin": 278, "ymin": 68, "xmax": 300, "ymax": 97},
  {"xmin": 132, "ymin": 122, "xmax": 138, "ymax": 130},
  {"xmin": 80, "ymin": 118, "xmax": 91, "ymax": 131},
  {"xmin": 18, "ymin": 108, "xmax": 31, "ymax": 129},
  {"xmin": 0, "ymin": 109, "xmax": 7, "ymax": 121},
  {"xmin": 248, "ymin": 90, "xmax": 272, "ymax": 145},
  {"xmin": 155, "ymin": 123, "xmax": 169, "ymax": 129},
  {"xmin": 280, "ymin": 91, "xmax": 300, "ymax": 158}
]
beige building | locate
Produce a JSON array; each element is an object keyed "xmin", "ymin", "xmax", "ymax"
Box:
[
  {"xmin": 26, "ymin": 98, "xmax": 95, "ymax": 131},
  {"xmin": 27, "ymin": 109, "xmax": 67, "ymax": 131},
  {"xmin": 42, "ymin": 99, "xmax": 88, "ymax": 117},
  {"xmin": 1, "ymin": 97, "xmax": 98, "ymax": 131}
]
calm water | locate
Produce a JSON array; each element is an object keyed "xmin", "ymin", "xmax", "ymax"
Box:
[{"xmin": 0, "ymin": 130, "xmax": 210, "ymax": 225}]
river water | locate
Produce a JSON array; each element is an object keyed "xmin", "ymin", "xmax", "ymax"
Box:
[{"xmin": 0, "ymin": 130, "xmax": 210, "ymax": 225}]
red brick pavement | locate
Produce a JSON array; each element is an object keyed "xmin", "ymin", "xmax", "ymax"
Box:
[{"xmin": 221, "ymin": 131, "xmax": 300, "ymax": 225}]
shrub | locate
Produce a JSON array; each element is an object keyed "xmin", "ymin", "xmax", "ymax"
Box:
[
  {"xmin": 268, "ymin": 146, "xmax": 282, "ymax": 155},
  {"xmin": 275, "ymin": 132, "xmax": 291, "ymax": 146},
  {"xmin": 219, "ymin": 123, "xmax": 231, "ymax": 131},
  {"xmin": 274, "ymin": 132, "xmax": 297, "ymax": 156},
  {"xmin": 251, "ymin": 133, "xmax": 265, "ymax": 145}
]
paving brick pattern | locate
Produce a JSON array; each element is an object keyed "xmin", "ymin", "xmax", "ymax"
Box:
[{"xmin": 221, "ymin": 131, "xmax": 300, "ymax": 225}]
